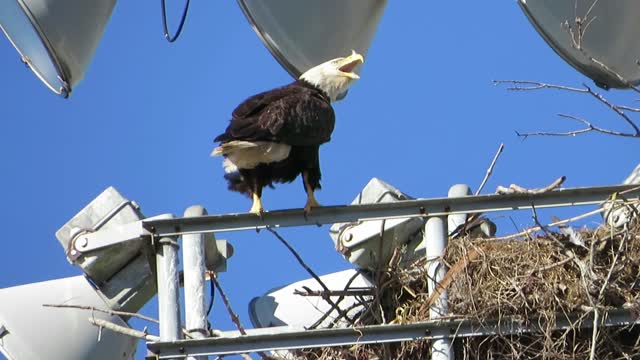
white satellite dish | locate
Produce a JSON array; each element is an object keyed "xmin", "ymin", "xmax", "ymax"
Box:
[
  {"xmin": 0, "ymin": 0, "xmax": 117, "ymax": 97},
  {"xmin": 236, "ymin": 0, "xmax": 386, "ymax": 78},
  {"xmin": 249, "ymin": 269, "xmax": 373, "ymax": 329},
  {"xmin": 0, "ymin": 276, "xmax": 137, "ymax": 360},
  {"xmin": 519, "ymin": 0, "xmax": 640, "ymax": 89}
]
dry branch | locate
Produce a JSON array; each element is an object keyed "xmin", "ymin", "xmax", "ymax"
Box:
[
  {"xmin": 493, "ymin": 79, "xmax": 640, "ymax": 138},
  {"xmin": 211, "ymin": 275, "xmax": 271, "ymax": 360},
  {"xmin": 495, "ymin": 176, "xmax": 566, "ymax": 195},
  {"xmin": 88, "ymin": 317, "xmax": 160, "ymax": 342},
  {"xmin": 476, "ymin": 143, "xmax": 505, "ymax": 196},
  {"xmin": 266, "ymin": 227, "xmax": 352, "ymax": 329},
  {"xmin": 43, "ymin": 303, "xmax": 159, "ymax": 324}
]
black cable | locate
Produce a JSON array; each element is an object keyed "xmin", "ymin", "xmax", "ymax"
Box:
[
  {"xmin": 207, "ymin": 274, "xmax": 215, "ymax": 316},
  {"xmin": 161, "ymin": 0, "xmax": 190, "ymax": 43}
]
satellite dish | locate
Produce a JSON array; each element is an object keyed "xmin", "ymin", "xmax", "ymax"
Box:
[
  {"xmin": 0, "ymin": 0, "xmax": 116, "ymax": 97},
  {"xmin": 249, "ymin": 269, "xmax": 373, "ymax": 329},
  {"xmin": 519, "ymin": 0, "xmax": 640, "ymax": 89},
  {"xmin": 236, "ymin": 0, "xmax": 386, "ymax": 78},
  {"xmin": 0, "ymin": 276, "xmax": 137, "ymax": 360}
]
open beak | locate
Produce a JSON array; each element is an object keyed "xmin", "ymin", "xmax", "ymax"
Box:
[{"xmin": 338, "ymin": 50, "xmax": 365, "ymax": 80}]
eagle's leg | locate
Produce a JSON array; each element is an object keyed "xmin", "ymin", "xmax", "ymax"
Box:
[
  {"xmin": 302, "ymin": 170, "xmax": 321, "ymax": 216},
  {"xmin": 248, "ymin": 176, "xmax": 265, "ymax": 217},
  {"xmin": 249, "ymin": 192, "xmax": 264, "ymax": 216}
]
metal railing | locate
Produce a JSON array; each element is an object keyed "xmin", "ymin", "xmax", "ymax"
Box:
[{"xmin": 143, "ymin": 184, "xmax": 640, "ymax": 359}]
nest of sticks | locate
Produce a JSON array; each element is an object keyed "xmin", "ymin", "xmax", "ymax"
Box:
[{"xmin": 284, "ymin": 203, "xmax": 640, "ymax": 359}]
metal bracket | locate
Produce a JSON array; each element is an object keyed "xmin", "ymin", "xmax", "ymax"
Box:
[
  {"xmin": 67, "ymin": 214, "xmax": 174, "ymax": 261},
  {"xmin": 68, "ymin": 221, "xmax": 148, "ymax": 261}
]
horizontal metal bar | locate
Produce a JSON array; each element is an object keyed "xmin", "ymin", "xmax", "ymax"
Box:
[
  {"xmin": 142, "ymin": 185, "xmax": 640, "ymax": 236},
  {"xmin": 146, "ymin": 309, "xmax": 638, "ymax": 358}
]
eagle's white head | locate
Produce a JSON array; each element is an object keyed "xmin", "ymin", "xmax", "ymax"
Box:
[{"xmin": 299, "ymin": 50, "xmax": 365, "ymax": 102}]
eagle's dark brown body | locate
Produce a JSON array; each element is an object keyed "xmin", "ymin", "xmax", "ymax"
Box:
[{"xmin": 214, "ymin": 80, "xmax": 335, "ymax": 201}]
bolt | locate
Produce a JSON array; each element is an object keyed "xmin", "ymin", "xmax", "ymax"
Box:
[{"xmin": 77, "ymin": 237, "xmax": 89, "ymax": 248}]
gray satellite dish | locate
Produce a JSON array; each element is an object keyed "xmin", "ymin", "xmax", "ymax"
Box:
[
  {"xmin": 237, "ymin": 0, "xmax": 386, "ymax": 79},
  {"xmin": 519, "ymin": 0, "xmax": 640, "ymax": 89},
  {"xmin": 0, "ymin": 276, "xmax": 137, "ymax": 360},
  {"xmin": 0, "ymin": 0, "xmax": 116, "ymax": 97}
]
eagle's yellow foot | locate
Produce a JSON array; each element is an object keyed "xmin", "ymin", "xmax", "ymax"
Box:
[
  {"xmin": 249, "ymin": 193, "xmax": 264, "ymax": 218},
  {"xmin": 303, "ymin": 194, "xmax": 321, "ymax": 218}
]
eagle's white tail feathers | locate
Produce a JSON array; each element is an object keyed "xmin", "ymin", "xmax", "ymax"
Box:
[
  {"xmin": 222, "ymin": 158, "xmax": 239, "ymax": 174},
  {"xmin": 213, "ymin": 141, "xmax": 291, "ymax": 172},
  {"xmin": 211, "ymin": 141, "xmax": 262, "ymax": 156}
]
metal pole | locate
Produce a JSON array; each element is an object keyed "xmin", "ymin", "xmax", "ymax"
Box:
[
  {"xmin": 156, "ymin": 236, "xmax": 182, "ymax": 342},
  {"xmin": 425, "ymin": 216, "xmax": 453, "ymax": 360},
  {"xmin": 142, "ymin": 184, "xmax": 640, "ymax": 236},
  {"xmin": 447, "ymin": 184, "xmax": 471, "ymax": 233},
  {"xmin": 183, "ymin": 206, "xmax": 209, "ymax": 360},
  {"xmin": 147, "ymin": 309, "xmax": 640, "ymax": 358}
]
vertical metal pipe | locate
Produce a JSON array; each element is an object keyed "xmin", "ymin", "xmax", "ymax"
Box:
[
  {"xmin": 183, "ymin": 206, "xmax": 209, "ymax": 360},
  {"xmin": 447, "ymin": 184, "xmax": 472, "ymax": 233},
  {"xmin": 156, "ymin": 236, "xmax": 182, "ymax": 342},
  {"xmin": 425, "ymin": 216, "xmax": 453, "ymax": 360}
]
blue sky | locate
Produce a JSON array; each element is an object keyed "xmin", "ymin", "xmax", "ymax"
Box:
[{"xmin": 0, "ymin": 1, "xmax": 638, "ymax": 359}]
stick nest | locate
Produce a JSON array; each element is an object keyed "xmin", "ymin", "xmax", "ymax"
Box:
[{"xmin": 283, "ymin": 211, "xmax": 640, "ymax": 359}]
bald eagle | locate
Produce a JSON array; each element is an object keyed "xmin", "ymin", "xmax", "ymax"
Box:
[{"xmin": 212, "ymin": 51, "xmax": 364, "ymax": 216}]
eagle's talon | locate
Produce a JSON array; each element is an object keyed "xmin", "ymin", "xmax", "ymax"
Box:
[
  {"xmin": 249, "ymin": 194, "xmax": 265, "ymax": 219},
  {"xmin": 303, "ymin": 197, "xmax": 321, "ymax": 219},
  {"xmin": 250, "ymin": 207, "xmax": 265, "ymax": 219}
]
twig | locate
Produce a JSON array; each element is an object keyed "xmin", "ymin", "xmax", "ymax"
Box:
[
  {"xmin": 588, "ymin": 57, "xmax": 640, "ymax": 95},
  {"xmin": 294, "ymin": 288, "xmax": 375, "ymax": 297},
  {"xmin": 584, "ymin": 82, "xmax": 640, "ymax": 135},
  {"xmin": 487, "ymin": 207, "xmax": 604, "ymax": 242},
  {"xmin": 88, "ymin": 317, "xmax": 160, "ymax": 341},
  {"xmin": 530, "ymin": 204, "xmax": 562, "ymax": 245},
  {"xmin": 496, "ymin": 176, "xmax": 565, "ymax": 195},
  {"xmin": 266, "ymin": 227, "xmax": 351, "ymax": 329},
  {"xmin": 476, "ymin": 143, "xmax": 505, "ymax": 195},
  {"xmin": 529, "ymin": 254, "xmax": 575, "ymax": 275},
  {"xmin": 590, "ymin": 308, "xmax": 599, "ymax": 360},
  {"xmin": 43, "ymin": 303, "xmax": 159, "ymax": 324},
  {"xmin": 210, "ymin": 276, "xmax": 246, "ymax": 334},
  {"xmin": 308, "ymin": 269, "xmax": 362, "ymax": 329},
  {"xmin": 426, "ymin": 246, "xmax": 484, "ymax": 309},
  {"xmin": 210, "ymin": 276, "xmax": 271, "ymax": 360},
  {"xmin": 493, "ymin": 80, "xmax": 586, "ymax": 92},
  {"xmin": 488, "ymin": 187, "xmax": 640, "ymax": 242},
  {"xmin": 494, "ymin": 79, "xmax": 640, "ymax": 138}
]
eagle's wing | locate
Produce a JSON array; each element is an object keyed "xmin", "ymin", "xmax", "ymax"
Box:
[{"xmin": 215, "ymin": 84, "xmax": 335, "ymax": 146}]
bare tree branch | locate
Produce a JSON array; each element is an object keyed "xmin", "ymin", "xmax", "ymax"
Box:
[
  {"xmin": 210, "ymin": 275, "xmax": 271, "ymax": 360},
  {"xmin": 266, "ymin": 227, "xmax": 352, "ymax": 329},
  {"xmin": 496, "ymin": 176, "xmax": 566, "ymax": 195},
  {"xmin": 88, "ymin": 317, "xmax": 160, "ymax": 341},
  {"xmin": 582, "ymin": 83, "xmax": 640, "ymax": 135},
  {"xmin": 43, "ymin": 303, "xmax": 159, "ymax": 324},
  {"xmin": 294, "ymin": 287, "xmax": 374, "ymax": 297},
  {"xmin": 476, "ymin": 143, "xmax": 505, "ymax": 195},
  {"xmin": 494, "ymin": 80, "xmax": 640, "ymax": 138},
  {"xmin": 493, "ymin": 80, "xmax": 586, "ymax": 92},
  {"xmin": 517, "ymin": 114, "xmax": 640, "ymax": 138}
]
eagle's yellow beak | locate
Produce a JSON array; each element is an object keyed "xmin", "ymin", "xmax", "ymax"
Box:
[{"xmin": 337, "ymin": 50, "xmax": 364, "ymax": 80}]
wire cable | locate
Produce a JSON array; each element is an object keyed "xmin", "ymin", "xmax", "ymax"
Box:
[{"xmin": 161, "ymin": 0, "xmax": 190, "ymax": 43}]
